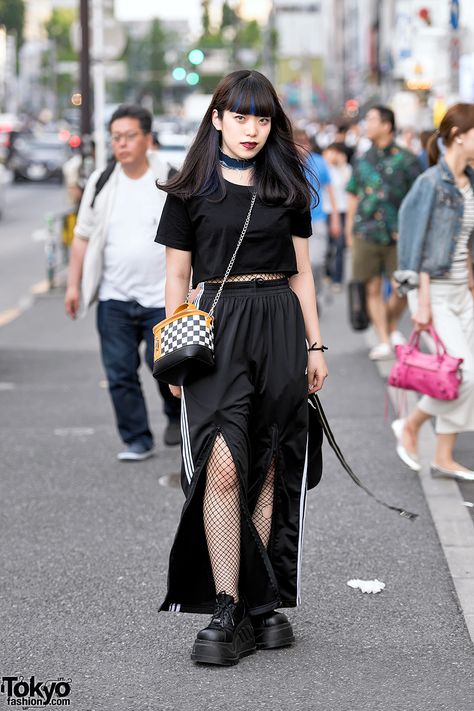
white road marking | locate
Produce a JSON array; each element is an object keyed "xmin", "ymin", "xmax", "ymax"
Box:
[
  {"xmin": 0, "ymin": 308, "xmax": 21, "ymax": 327},
  {"xmin": 31, "ymin": 229, "xmax": 48, "ymax": 242},
  {"xmin": 54, "ymin": 427, "xmax": 95, "ymax": 436}
]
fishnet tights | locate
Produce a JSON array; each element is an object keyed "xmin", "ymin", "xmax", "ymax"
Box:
[
  {"xmin": 203, "ymin": 436, "xmax": 277, "ymax": 604},
  {"xmin": 203, "ymin": 434, "xmax": 241, "ymax": 601},
  {"xmin": 252, "ymin": 458, "xmax": 276, "ymax": 549},
  {"xmin": 207, "ymin": 273, "xmax": 285, "ymax": 283}
]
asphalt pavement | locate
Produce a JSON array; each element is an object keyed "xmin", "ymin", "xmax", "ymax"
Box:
[
  {"xmin": 0, "ymin": 180, "xmax": 67, "ymax": 315},
  {"xmin": 1, "ymin": 281, "xmax": 474, "ymax": 711}
]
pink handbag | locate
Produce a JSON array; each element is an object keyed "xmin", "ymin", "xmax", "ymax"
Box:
[{"xmin": 388, "ymin": 326, "xmax": 463, "ymax": 401}]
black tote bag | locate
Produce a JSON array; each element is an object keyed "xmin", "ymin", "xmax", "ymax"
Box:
[{"xmin": 348, "ymin": 280, "xmax": 369, "ymax": 331}]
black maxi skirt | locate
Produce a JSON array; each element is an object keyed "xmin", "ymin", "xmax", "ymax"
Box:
[{"xmin": 160, "ymin": 278, "xmax": 322, "ymax": 616}]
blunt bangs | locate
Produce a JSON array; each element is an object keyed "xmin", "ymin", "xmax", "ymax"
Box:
[{"xmin": 225, "ymin": 79, "xmax": 277, "ymax": 118}]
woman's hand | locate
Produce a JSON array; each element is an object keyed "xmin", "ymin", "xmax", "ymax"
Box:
[
  {"xmin": 169, "ymin": 385, "xmax": 182, "ymax": 398},
  {"xmin": 307, "ymin": 351, "xmax": 328, "ymax": 393},
  {"xmin": 329, "ymin": 213, "xmax": 341, "ymax": 239},
  {"xmin": 412, "ymin": 301, "xmax": 432, "ymax": 331}
]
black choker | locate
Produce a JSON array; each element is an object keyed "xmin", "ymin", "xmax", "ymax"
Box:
[{"xmin": 218, "ymin": 149, "xmax": 256, "ymax": 171}]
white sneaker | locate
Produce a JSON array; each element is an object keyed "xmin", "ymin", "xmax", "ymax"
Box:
[
  {"xmin": 368, "ymin": 342, "xmax": 393, "ymax": 361},
  {"xmin": 117, "ymin": 444, "xmax": 154, "ymax": 461},
  {"xmin": 391, "ymin": 419, "xmax": 421, "ymax": 472},
  {"xmin": 389, "ymin": 330, "xmax": 407, "ymax": 348}
]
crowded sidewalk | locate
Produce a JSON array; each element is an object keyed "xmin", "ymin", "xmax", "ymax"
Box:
[{"xmin": 1, "ymin": 281, "xmax": 474, "ymax": 711}]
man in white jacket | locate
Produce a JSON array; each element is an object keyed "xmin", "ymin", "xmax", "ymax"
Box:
[{"xmin": 65, "ymin": 104, "xmax": 181, "ymax": 460}]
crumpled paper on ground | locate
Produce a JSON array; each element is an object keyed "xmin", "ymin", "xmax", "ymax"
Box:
[{"xmin": 347, "ymin": 579, "xmax": 385, "ymax": 594}]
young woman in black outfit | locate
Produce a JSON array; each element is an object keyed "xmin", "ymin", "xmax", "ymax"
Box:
[{"xmin": 155, "ymin": 70, "xmax": 328, "ymax": 666}]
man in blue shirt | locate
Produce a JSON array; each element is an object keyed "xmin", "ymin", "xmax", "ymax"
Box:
[{"xmin": 294, "ymin": 129, "xmax": 340, "ymax": 292}]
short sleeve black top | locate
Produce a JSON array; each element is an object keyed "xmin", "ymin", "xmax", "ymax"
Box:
[{"xmin": 155, "ymin": 179, "xmax": 312, "ymax": 288}]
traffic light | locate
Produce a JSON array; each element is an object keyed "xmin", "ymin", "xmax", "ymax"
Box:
[
  {"xmin": 172, "ymin": 67, "xmax": 187, "ymax": 81},
  {"xmin": 171, "ymin": 50, "xmax": 203, "ymax": 86},
  {"xmin": 188, "ymin": 49, "xmax": 204, "ymax": 66},
  {"xmin": 186, "ymin": 72, "xmax": 200, "ymax": 86}
]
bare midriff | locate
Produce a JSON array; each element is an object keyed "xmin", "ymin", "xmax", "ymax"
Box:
[{"xmin": 206, "ymin": 273, "xmax": 286, "ymax": 283}]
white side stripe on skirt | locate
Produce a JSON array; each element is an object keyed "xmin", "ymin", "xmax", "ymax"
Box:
[
  {"xmin": 296, "ymin": 433, "xmax": 309, "ymax": 606},
  {"xmin": 181, "ymin": 388, "xmax": 194, "ymax": 484}
]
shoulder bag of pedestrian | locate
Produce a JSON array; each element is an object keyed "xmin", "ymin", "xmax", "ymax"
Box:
[
  {"xmin": 348, "ymin": 279, "xmax": 370, "ymax": 330},
  {"xmin": 152, "ymin": 192, "xmax": 257, "ymax": 385},
  {"xmin": 388, "ymin": 326, "xmax": 463, "ymax": 400},
  {"xmin": 309, "ymin": 393, "xmax": 417, "ymax": 519}
]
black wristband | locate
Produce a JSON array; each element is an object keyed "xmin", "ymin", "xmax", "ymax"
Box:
[{"xmin": 308, "ymin": 342, "xmax": 328, "ymax": 352}]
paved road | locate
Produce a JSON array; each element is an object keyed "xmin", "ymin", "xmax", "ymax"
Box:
[
  {"xmin": 0, "ymin": 180, "xmax": 67, "ymax": 314},
  {"xmin": 1, "ymin": 281, "xmax": 473, "ymax": 711}
]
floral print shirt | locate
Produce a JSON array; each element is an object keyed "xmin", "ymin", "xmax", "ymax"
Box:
[{"xmin": 346, "ymin": 142, "xmax": 422, "ymax": 245}]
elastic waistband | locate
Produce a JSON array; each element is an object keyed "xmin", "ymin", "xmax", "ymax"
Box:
[{"xmin": 203, "ymin": 277, "xmax": 290, "ymax": 296}]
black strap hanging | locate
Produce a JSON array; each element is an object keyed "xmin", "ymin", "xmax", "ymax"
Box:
[{"xmin": 308, "ymin": 393, "xmax": 418, "ymax": 521}]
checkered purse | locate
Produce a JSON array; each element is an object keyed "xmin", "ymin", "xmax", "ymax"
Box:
[{"xmin": 152, "ymin": 193, "xmax": 257, "ymax": 385}]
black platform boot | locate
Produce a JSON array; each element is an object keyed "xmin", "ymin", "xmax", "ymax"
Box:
[
  {"xmin": 191, "ymin": 592, "xmax": 256, "ymax": 666},
  {"xmin": 251, "ymin": 611, "xmax": 295, "ymax": 649}
]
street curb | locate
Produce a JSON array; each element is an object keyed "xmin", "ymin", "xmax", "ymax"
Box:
[{"xmin": 366, "ymin": 329, "xmax": 474, "ymax": 645}]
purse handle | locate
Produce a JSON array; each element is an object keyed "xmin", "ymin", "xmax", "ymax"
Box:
[
  {"xmin": 309, "ymin": 393, "xmax": 417, "ymax": 520},
  {"xmin": 407, "ymin": 325, "xmax": 447, "ymax": 358},
  {"xmin": 186, "ymin": 192, "xmax": 257, "ymax": 315}
]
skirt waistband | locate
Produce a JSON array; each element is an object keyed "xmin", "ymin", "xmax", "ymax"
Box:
[{"xmin": 202, "ymin": 277, "xmax": 290, "ymax": 296}]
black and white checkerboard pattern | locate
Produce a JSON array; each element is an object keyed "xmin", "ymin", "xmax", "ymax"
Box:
[{"xmin": 159, "ymin": 314, "xmax": 214, "ymax": 356}]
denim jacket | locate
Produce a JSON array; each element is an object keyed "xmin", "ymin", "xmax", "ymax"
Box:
[{"xmin": 396, "ymin": 158, "xmax": 474, "ymax": 290}]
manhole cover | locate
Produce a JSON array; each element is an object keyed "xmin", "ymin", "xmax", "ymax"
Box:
[{"xmin": 158, "ymin": 473, "xmax": 181, "ymax": 489}]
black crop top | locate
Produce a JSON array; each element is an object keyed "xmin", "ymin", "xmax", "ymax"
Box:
[{"xmin": 155, "ymin": 180, "xmax": 312, "ymax": 288}]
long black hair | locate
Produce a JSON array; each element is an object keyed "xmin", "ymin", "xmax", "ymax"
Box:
[{"xmin": 159, "ymin": 70, "xmax": 316, "ymax": 210}]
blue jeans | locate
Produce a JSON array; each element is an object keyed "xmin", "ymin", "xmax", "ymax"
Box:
[
  {"xmin": 327, "ymin": 213, "xmax": 346, "ymax": 284},
  {"xmin": 97, "ymin": 299, "xmax": 180, "ymax": 448}
]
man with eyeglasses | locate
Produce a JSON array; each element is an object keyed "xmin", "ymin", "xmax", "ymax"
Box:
[{"xmin": 65, "ymin": 104, "xmax": 181, "ymax": 460}]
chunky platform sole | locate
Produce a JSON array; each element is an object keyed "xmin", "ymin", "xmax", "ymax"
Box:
[
  {"xmin": 254, "ymin": 621, "xmax": 295, "ymax": 650},
  {"xmin": 191, "ymin": 619, "xmax": 256, "ymax": 666}
]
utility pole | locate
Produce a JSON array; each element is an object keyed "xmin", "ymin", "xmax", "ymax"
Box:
[
  {"xmin": 91, "ymin": 0, "xmax": 106, "ymax": 170},
  {"xmin": 79, "ymin": 0, "xmax": 91, "ymax": 136}
]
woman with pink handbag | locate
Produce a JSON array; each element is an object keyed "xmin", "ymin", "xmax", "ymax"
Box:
[{"xmin": 393, "ymin": 103, "xmax": 474, "ymax": 480}]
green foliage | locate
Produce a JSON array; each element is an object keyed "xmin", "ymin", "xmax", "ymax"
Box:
[
  {"xmin": 147, "ymin": 19, "xmax": 168, "ymax": 73},
  {"xmin": 201, "ymin": 0, "xmax": 211, "ymax": 36},
  {"xmin": 0, "ymin": 0, "xmax": 25, "ymax": 45},
  {"xmin": 197, "ymin": 5, "xmax": 261, "ymax": 53},
  {"xmin": 221, "ymin": 1, "xmax": 238, "ymax": 29},
  {"xmin": 199, "ymin": 73, "xmax": 226, "ymax": 93},
  {"xmin": 123, "ymin": 19, "xmax": 172, "ymax": 112},
  {"xmin": 45, "ymin": 8, "xmax": 77, "ymax": 61},
  {"xmin": 238, "ymin": 20, "xmax": 261, "ymax": 49},
  {"xmin": 199, "ymin": 32, "xmax": 226, "ymax": 49}
]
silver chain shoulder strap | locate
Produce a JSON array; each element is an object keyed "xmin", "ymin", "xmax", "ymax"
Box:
[
  {"xmin": 195, "ymin": 191, "xmax": 257, "ymax": 317},
  {"xmin": 208, "ymin": 191, "xmax": 257, "ymax": 316}
]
